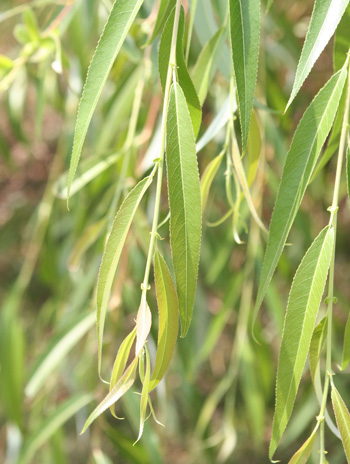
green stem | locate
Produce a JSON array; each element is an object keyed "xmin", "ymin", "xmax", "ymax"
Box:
[
  {"xmin": 319, "ymin": 56, "xmax": 350, "ymax": 463},
  {"xmin": 140, "ymin": 0, "xmax": 182, "ymax": 301}
]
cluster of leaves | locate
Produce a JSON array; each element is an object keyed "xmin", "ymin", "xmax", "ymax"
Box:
[{"xmin": 1, "ymin": 0, "xmax": 350, "ymax": 463}]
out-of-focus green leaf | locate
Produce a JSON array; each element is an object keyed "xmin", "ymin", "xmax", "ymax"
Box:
[
  {"xmin": 200, "ymin": 150, "xmax": 225, "ymax": 211},
  {"xmin": 192, "ymin": 26, "xmax": 225, "ymax": 105},
  {"xmin": 334, "ymin": 4, "xmax": 350, "ymax": 72},
  {"xmin": 341, "ymin": 312, "xmax": 350, "ymax": 370},
  {"xmin": 19, "ymin": 394, "xmax": 93, "ymax": 464},
  {"xmin": 149, "ymin": 251, "xmax": 179, "ymax": 390},
  {"xmin": 347, "ymin": 148, "xmax": 350, "ymax": 202},
  {"xmin": 286, "ymin": 0, "xmax": 349, "ymax": 110},
  {"xmin": 309, "ymin": 317, "xmax": 327, "ymax": 387},
  {"xmin": 146, "ymin": 0, "xmax": 176, "ymax": 44},
  {"xmin": 254, "ymin": 67, "xmax": 347, "ymax": 327},
  {"xmin": 97, "ymin": 171, "xmax": 154, "ymax": 375},
  {"xmin": 67, "ymin": 0, "xmax": 143, "ymax": 204},
  {"xmin": 166, "ymin": 82, "xmax": 201, "ymax": 337},
  {"xmin": 93, "ymin": 449, "xmax": 113, "ymax": 464},
  {"xmin": 270, "ymin": 226, "xmax": 334, "ymax": 460},
  {"xmin": 159, "ymin": 7, "xmax": 201, "ymax": 137},
  {"xmin": 287, "ymin": 423, "xmax": 318, "ymax": 464},
  {"xmin": 229, "ymin": 0, "xmax": 260, "ymax": 150},
  {"xmin": 331, "ymin": 382, "xmax": 350, "ymax": 462},
  {"xmin": 25, "ymin": 312, "xmax": 95, "ymax": 398}
]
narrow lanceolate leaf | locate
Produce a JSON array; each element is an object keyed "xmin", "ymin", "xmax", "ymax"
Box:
[
  {"xmin": 192, "ymin": 26, "xmax": 225, "ymax": 105},
  {"xmin": 269, "ymin": 226, "xmax": 334, "ymax": 460},
  {"xmin": 286, "ymin": 0, "xmax": 349, "ymax": 110},
  {"xmin": 309, "ymin": 317, "xmax": 327, "ymax": 387},
  {"xmin": 67, "ymin": 0, "xmax": 143, "ymax": 204},
  {"xmin": 135, "ymin": 298, "xmax": 152, "ymax": 357},
  {"xmin": 287, "ymin": 423, "xmax": 319, "ymax": 464},
  {"xmin": 19, "ymin": 394, "xmax": 93, "ymax": 464},
  {"xmin": 334, "ymin": 4, "xmax": 350, "ymax": 71},
  {"xmin": 254, "ymin": 67, "xmax": 347, "ymax": 326},
  {"xmin": 136, "ymin": 347, "xmax": 151, "ymax": 442},
  {"xmin": 149, "ymin": 251, "xmax": 179, "ymax": 390},
  {"xmin": 331, "ymin": 383, "xmax": 350, "ymax": 462},
  {"xmin": 97, "ymin": 172, "xmax": 154, "ymax": 375},
  {"xmin": 166, "ymin": 82, "xmax": 201, "ymax": 337},
  {"xmin": 341, "ymin": 313, "xmax": 350, "ymax": 370},
  {"xmin": 159, "ymin": 7, "xmax": 201, "ymax": 137},
  {"xmin": 200, "ymin": 150, "xmax": 225, "ymax": 211},
  {"xmin": 229, "ymin": 0, "xmax": 260, "ymax": 150},
  {"xmin": 146, "ymin": 0, "xmax": 176, "ymax": 44}
]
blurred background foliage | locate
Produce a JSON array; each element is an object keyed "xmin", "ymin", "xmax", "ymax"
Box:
[{"xmin": 0, "ymin": 0, "xmax": 350, "ymax": 463}]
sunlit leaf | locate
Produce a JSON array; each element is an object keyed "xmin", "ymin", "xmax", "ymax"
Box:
[
  {"xmin": 270, "ymin": 226, "xmax": 334, "ymax": 459},
  {"xmin": 286, "ymin": 0, "xmax": 349, "ymax": 110},
  {"xmin": 67, "ymin": 0, "xmax": 143, "ymax": 204},
  {"xmin": 331, "ymin": 382, "xmax": 350, "ymax": 462},
  {"xmin": 166, "ymin": 82, "xmax": 201, "ymax": 337},
  {"xmin": 200, "ymin": 150, "xmax": 225, "ymax": 211},
  {"xmin": 287, "ymin": 423, "xmax": 318, "ymax": 464},
  {"xmin": 136, "ymin": 347, "xmax": 151, "ymax": 442},
  {"xmin": 149, "ymin": 251, "xmax": 179, "ymax": 390},
  {"xmin": 135, "ymin": 298, "xmax": 152, "ymax": 357},
  {"xmin": 229, "ymin": 0, "xmax": 260, "ymax": 150},
  {"xmin": 254, "ymin": 66, "xmax": 347, "ymax": 327}
]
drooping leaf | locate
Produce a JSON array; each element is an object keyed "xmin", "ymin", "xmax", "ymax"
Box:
[
  {"xmin": 287, "ymin": 423, "xmax": 319, "ymax": 464},
  {"xmin": 331, "ymin": 383, "xmax": 350, "ymax": 462},
  {"xmin": 19, "ymin": 394, "xmax": 93, "ymax": 464},
  {"xmin": 334, "ymin": 3, "xmax": 350, "ymax": 72},
  {"xmin": 247, "ymin": 109, "xmax": 261, "ymax": 186},
  {"xmin": 135, "ymin": 298, "xmax": 152, "ymax": 357},
  {"xmin": 229, "ymin": 0, "xmax": 260, "ymax": 150},
  {"xmin": 146, "ymin": 0, "xmax": 176, "ymax": 44},
  {"xmin": 341, "ymin": 312, "xmax": 350, "ymax": 370},
  {"xmin": 269, "ymin": 226, "xmax": 334, "ymax": 459},
  {"xmin": 309, "ymin": 317, "xmax": 327, "ymax": 387},
  {"xmin": 25, "ymin": 312, "xmax": 95, "ymax": 399},
  {"xmin": 254, "ymin": 67, "xmax": 347, "ymax": 327},
  {"xmin": 136, "ymin": 347, "xmax": 151, "ymax": 442},
  {"xmin": 149, "ymin": 251, "xmax": 179, "ymax": 390},
  {"xmin": 67, "ymin": 0, "xmax": 143, "ymax": 204},
  {"xmin": 166, "ymin": 82, "xmax": 201, "ymax": 337},
  {"xmin": 159, "ymin": 7, "xmax": 201, "ymax": 137},
  {"xmin": 97, "ymin": 171, "xmax": 155, "ymax": 375},
  {"xmin": 200, "ymin": 150, "xmax": 225, "ymax": 211},
  {"xmin": 192, "ymin": 26, "xmax": 225, "ymax": 105},
  {"xmin": 286, "ymin": 0, "xmax": 349, "ymax": 110}
]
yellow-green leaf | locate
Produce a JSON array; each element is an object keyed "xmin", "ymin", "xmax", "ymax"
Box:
[
  {"xmin": 200, "ymin": 150, "xmax": 225, "ymax": 211},
  {"xmin": 288, "ymin": 423, "xmax": 318, "ymax": 464},
  {"xmin": 331, "ymin": 383, "xmax": 350, "ymax": 462}
]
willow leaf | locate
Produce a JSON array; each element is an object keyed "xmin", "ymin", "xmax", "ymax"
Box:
[
  {"xmin": 135, "ymin": 298, "xmax": 152, "ymax": 357},
  {"xmin": 341, "ymin": 312, "xmax": 350, "ymax": 370},
  {"xmin": 254, "ymin": 67, "xmax": 347, "ymax": 327},
  {"xmin": 192, "ymin": 26, "xmax": 225, "ymax": 105},
  {"xmin": 159, "ymin": 7, "xmax": 201, "ymax": 137},
  {"xmin": 149, "ymin": 251, "xmax": 179, "ymax": 390},
  {"xmin": 334, "ymin": 4, "xmax": 350, "ymax": 72},
  {"xmin": 67, "ymin": 0, "xmax": 143, "ymax": 204},
  {"xmin": 229, "ymin": 0, "xmax": 260, "ymax": 150},
  {"xmin": 270, "ymin": 226, "xmax": 334, "ymax": 460},
  {"xmin": 201, "ymin": 150, "xmax": 225, "ymax": 211},
  {"xmin": 97, "ymin": 172, "xmax": 154, "ymax": 375},
  {"xmin": 146, "ymin": 0, "xmax": 176, "ymax": 44},
  {"xmin": 136, "ymin": 347, "xmax": 151, "ymax": 442},
  {"xmin": 286, "ymin": 0, "xmax": 349, "ymax": 110},
  {"xmin": 20, "ymin": 394, "xmax": 93, "ymax": 464},
  {"xmin": 166, "ymin": 82, "xmax": 201, "ymax": 337},
  {"xmin": 288, "ymin": 423, "xmax": 318, "ymax": 464},
  {"xmin": 247, "ymin": 109, "xmax": 261, "ymax": 186},
  {"xmin": 331, "ymin": 383, "xmax": 350, "ymax": 462},
  {"xmin": 309, "ymin": 317, "xmax": 327, "ymax": 387}
]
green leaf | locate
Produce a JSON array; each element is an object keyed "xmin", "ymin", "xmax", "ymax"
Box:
[
  {"xmin": 166, "ymin": 82, "xmax": 201, "ymax": 337},
  {"xmin": 331, "ymin": 383, "xmax": 350, "ymax": 462},
  {"xmin": 286, "ymin": 0, "xmax": 349, "ymax": 110},
  {"xmin": 254, "ymin": 67, "xmax": 347, "ymax": 326},
  {"xmin": 136, "ymin": 347, "xmax": 151, "ymax": 442},
  {"xmin": 67, "ymin": 0, "xmax": 143, "ymax": 204},
  {"xmin": 146, "ymin": 0, "xmax": 176, "ymax": 44},
  {"xmin": 247, "ymin": 109, "xmax": 261, "ymax": 186},
  {"xmin": 287, "ymin": 423, "xmax": 318, "ymax": 464},
  {"xmin": 192, "ymin": 26, "xmax": 225, "ymax": 105},
  {"xmin": 334, "ymin": 3, "xmax": 350, "ymax": 72},
  {"xmin": 19, "ymin": 394, "xmax": 93, "ymax": 464},
  {"xmin": 341, "ymin": 312, "xmax": 350, "ymax": 370},
  {"xmin": 149, "ymin": 251, "xmax": 179, "ymax": 390},
  {"xmin": 309, "ymin": 317, "xmax": 327, "ymax": 388},
  {"xmin": 97, "ymin": 171, "xmax": 154, "ymax": 375},
  {"xmin": 269, "ymin": 226, "xmax": 334, "ymax": 459},
  {"xmin": 200, "ymin": 150, "xmax": 225, "ymax": 211},
  {"xmin": 159, "ymin": 7, "xmax": 202, "ymax": 137},
  {"xmin": 135, "ymin": 298, "xmax": 152, "ymax": 357},
  {"xmin": 25, "ymin": 312, "xmax": 95, "ymax": 399},
  {"xmin": 229, "ymin": 0, "xmax": 260, "ymax": 150}
]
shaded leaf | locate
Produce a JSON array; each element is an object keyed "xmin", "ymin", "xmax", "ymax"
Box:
[
  {"xmin": 286, "ymin": 0, "xmax": 349, "ymax": 110},
  {"xmin": 331, "ymin": 383, "xmax": 350, "ymax": 462},
  {"xmin": 229, "ymin": 0, "xmax": 260, "ymax": 150},
  {"xmin": 200, "ymin": 150, "xmax": 225, "ymax": 211},
  {"xmin": 254, "ymin": 67, "xmax": 347, "ymax": 327},
  {"xmin": 166, "ymin": 82, "xmax": 201, "ymax": 337},
  {"xmin": 334, "ymin": 3, "xmax": 350, "ymax": 72},
  {"xmin": 347, "ymin": 148, "xmax": 350, "ymax": 202},
  {"xmin": 270, "ymin": 226, "xmax": 334, "ymax": 459},
  {"xmin": 149, "ymin": 251, "xmax": 179, "ymax": 390},
  {"xmin": 288, "ymin": 423, "xmax": 318, "ymax": 464},
  {"xmin": 309, "ymin": 317, "xmax": 327, "ymax": 387},
  {"xmin": 341, "ymin": 312, "xmax": 350, "ymax": 370},
  {"xmin": 67, "ymin": 0, "xmax": 143, "ymax": 203}
]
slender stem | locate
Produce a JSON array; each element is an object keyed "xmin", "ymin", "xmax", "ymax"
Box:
[
  {"xmin": 319, "ymin": 56, "xmax": 350, "ymax": 463},
  {"xmin": 140, "ymin": 0, "xmax": 182, "ymax": 300}
]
